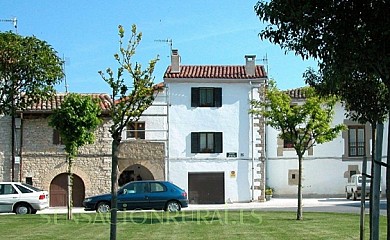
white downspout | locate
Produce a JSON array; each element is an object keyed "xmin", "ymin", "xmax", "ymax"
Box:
[
  {"xmin": 250, "ymin": 81, "xmax": 255, "ymax": 202},
  {"xmin": 166, "ymin": 85, "xmax": 170, "ymax": 181}
]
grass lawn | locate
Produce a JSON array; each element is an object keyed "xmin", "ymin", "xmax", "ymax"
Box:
[{"xmin": 0, "ymin": 210, "xmax": 386, "ymax": 239}]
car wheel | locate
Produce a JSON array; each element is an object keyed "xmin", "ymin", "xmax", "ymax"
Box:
[
  {"xmin": 346, "ymin": 192, "xmax": 351, "ymax": 199},
  {"xmin": 353, "ymin": 192, "xmax": 358, "ymax": 201},
  {"xmin": 15, "ymin": 203, "xmax": 32, "ymax": 214},
  {"xmin": 96, "ymin": 202, "xmax": 110, "ymax": 213},
  {"xmin": 165, "ymin": 201, "xmax": 181, "ymax": 212}
]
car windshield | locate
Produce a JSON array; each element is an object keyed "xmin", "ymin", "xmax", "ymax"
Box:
[
  {"xmin": 358, "ymin": 177, "xmax": 371, "ymax": 184},
  {"xmin": 21, "ymin": 183, "xmax": 43, "ymax": 192}
]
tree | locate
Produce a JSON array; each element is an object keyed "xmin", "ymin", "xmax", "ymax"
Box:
[
  {"xmin": 0, "ymin": 31, "xmax": 64, "ymax": 115},
  {"xmin": 0, "ymin": 31, "xmax": 64, "ymax": 181},
  {"xmin": 254, "ymin": 1, "xmax": 389, "ymax": 84},
  {"xmin": 305, "ymin": 68, "xmax": 389, "ymax": 237},
  {"xmin": 49, "ymin": 93, "xmax": 102, "ymax": 220},
  {"xmin": 99, "ymin": 24, "xmax": 159, "ymax": 240},
  {"xmin": 251, "ymin": 81, "xmax": 345, "ymax": 220},
  {"xmin": 255, "ymin": 1, "xmax": 390, "ymax": 235}
]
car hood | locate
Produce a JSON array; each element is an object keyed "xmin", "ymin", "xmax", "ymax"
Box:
[{"xmin": 86, "ymin": 193, "xmax": 111, "ymax": 201}]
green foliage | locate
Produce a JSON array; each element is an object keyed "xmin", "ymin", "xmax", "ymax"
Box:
[
  {"xmin": 251, "ymin": 81, "xmax": 345, "ymax": 156},
  {"xmin": 0, "ymin": 31, "xmax": 64, "ymax": 115},
  {"xmin": 305, "ymin": 68, "xmax": 389, "ymax": 125},
  {"xmin": 99, "ymin": 24, "xmax": 159, "ymax": 240},
  {"xmin": 49, "ymin": 93, "xmax": 102, "ymax": 158},
  {"xmin": 255, "ymin": 0, "xmax": 390, "ymax": 93},
  {"xmin": 265, "ymin": 187, "xmax": 273, "ymax": 195},
  {"xmin": 99, "ymin": 24, "xmax": 159, "ymax": 140}
]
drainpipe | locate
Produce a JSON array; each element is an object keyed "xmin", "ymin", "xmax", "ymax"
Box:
[
  {"xmin": 18, "ymin": 114, "xmax": 23, "ymax": 182},
  {"xmin": 249, "ymin": 81, "xmax": 255, "ymax": 202},
  {"xmin": 166, "ymin": 85, "xmax": 170, "ymax": 182},
  {"xmin": 11, "ymin": 113, "xmax": 15, "ymax": 181}
]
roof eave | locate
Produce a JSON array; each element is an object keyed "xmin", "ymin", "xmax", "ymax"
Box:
[{"xmin": 164, "ymin": 77, "xmax": 267, "ymax": 84}]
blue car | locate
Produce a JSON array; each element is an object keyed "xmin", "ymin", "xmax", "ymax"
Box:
[{"xmin": 83, "ymin": 180, "xmax": 188, "ymax": 213}]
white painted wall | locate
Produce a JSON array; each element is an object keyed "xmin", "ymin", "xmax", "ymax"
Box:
[
  {"xmin": 121, "ymin": 89, "xmax": 168, "ymax": 142},
  {"xmin": 266, "ymin": 102, "xmax": 388, "ymax": 197},
  {"xmin": 166, "ymin": 81, "xmax": 262, "ymax": 202}
]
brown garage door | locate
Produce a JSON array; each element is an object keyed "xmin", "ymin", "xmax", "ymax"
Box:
[
  {"xmin": 188, "ymin": 172, "xmax": 224, "ymax": 204},
  {"xmin": 50, "ymin": 173, "xmax": 85, "ymax": 207}
]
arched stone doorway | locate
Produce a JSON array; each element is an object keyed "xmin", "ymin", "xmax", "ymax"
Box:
[
  {"xmin": 50, "ymin": 173, "xmax": 85, "ymax": 207},
  {"xmin": 118, "ymin": 164, "xmax": 154, "ymax": 187}
]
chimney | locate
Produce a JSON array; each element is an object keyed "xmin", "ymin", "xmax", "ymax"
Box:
[
  {"xmin": 245, "ymin": 55, "xmax": 256, "ymax": 76},
  {"xmin": 171, "ymin": 49, "xmax": 180, "ymax": 73}
]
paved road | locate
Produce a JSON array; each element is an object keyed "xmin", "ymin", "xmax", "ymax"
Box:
[{"xmin": 38, "ymin": 198, "xmax": 387, "ymax": 215}]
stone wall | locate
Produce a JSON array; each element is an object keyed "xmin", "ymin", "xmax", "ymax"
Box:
[
  {"xmin": 21, "ymin": 116, "xmax": 113, "ymax": 196},
  {"xmin": 19, "ymin": 115, "xmax": 166, "ymax": 198},
  {"xmin": 118, "ymin": 140, "xmax": 165, "ymax": 181},
  {"xmin": 0, "ymin": 115, "xmax": 12, "ymax": 181}
]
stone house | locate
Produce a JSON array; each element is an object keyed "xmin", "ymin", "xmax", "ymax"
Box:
[{"xmin": 0, "ymin": 88, "xmax": 167, "ymax": 207}]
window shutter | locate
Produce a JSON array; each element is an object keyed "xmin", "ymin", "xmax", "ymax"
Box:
[
  {"xmin": 214, "ymin": 88, "xmax": 222, "ymax": 107},
  {"xmin": 214, "ymin": 132, "xmax": 223, "ymax": 153},
  {"xmin": 191, "ymin": 88, "xmax": 199, "ymax": 107},
  {"xmin": 191, "ymin": 132, "xmax": 199, "ymax": 153},
  {"xmin": 53, "ymin": 129, "xmax": 60, "ymax": 145}
]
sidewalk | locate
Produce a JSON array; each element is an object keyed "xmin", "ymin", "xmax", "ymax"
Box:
[
  {"xmin": 187, "ymin": 197, "xmax": 354, "ymax": 210},
  {"xmin": 38, "ymin": 198, "xmax": 352, "ymax": 214}
]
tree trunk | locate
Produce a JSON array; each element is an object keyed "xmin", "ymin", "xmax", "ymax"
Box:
[
  {"xmin": 370, "ymin": 123, "xmax": 376, "ymax": 235},
  {"xmin": 110, "ymin": 137, "xmax": 120, "ymax": 240},
  {"xmin": 297, "ymin": 154, "xmax": 303, "ymax": 220},
  {"xmin": 371, "ymin": 122, "xmax": 383, "ymax": 240},
  {"xmin": 67, "ymin": 156, "xmax": 73, "ymax": 220},
  {"xmin": 386, "ymin": 119, "xmax": 390, "ymax": 240}
]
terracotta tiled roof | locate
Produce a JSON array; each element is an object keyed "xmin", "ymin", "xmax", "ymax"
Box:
[
  {"xmin": 22, "ymin": 93, "xmax": 112, "ymax": 113},
  {"xmin": 20, "ymin": 82, "xmax": 165, "ymax": 114},
  {"xmin": 164, "ymin": 65, "xmax": 267, "ymax": 79}
]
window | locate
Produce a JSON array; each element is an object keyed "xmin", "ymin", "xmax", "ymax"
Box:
[
  {"xmin": 283, "ymin": 139, "xmax": 294, "ymax": 148},
  {"xmin": 126, "ymin": 122, "xmax": 145, "ymax": 139},
  {"xmin": 53, "ymin": 129, "xmax": 64, "ymax": 145},
  {"xmin": 26, "ymin": 177, "xmax": 33, "ymax": 186},
  {"xmin": 348, "ymin": 126, "xmax": 365, "ymax": 157},
  {"xmin": 349, "ymin": 170, "xmax": 357, "ymax": 178},
  {"xmin": 191, "ymin": 132, "xmax": 223, "ymax": 153},
  {"xmin": 191, "ymin": 87, "xmax": 222, "ymax": 107}
]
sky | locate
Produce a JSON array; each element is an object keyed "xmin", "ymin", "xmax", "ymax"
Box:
[{"xmin": 0, "ymin": 0, "xmax": 317, "ymax": 94}]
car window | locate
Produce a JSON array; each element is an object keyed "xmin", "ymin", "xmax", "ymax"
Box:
[
  {"xmin": 0, "ymin": 184, "xmax": 17, "ymax": 195},
  {"xmin": 122, "ymin": 182, "xmax": 149, "ymax": 194},
  {"xmin": 22, "ymin": 183, "xmax": 42, "ymax": 192},
  {"xmin": 122, "ymin": 183, "xmax": 136, "ymax": 194},
  {"xmin": 150, "ymin": 182, "xmax": 166, "ymax": 193},
  {"xmin": 135, "ymin": 182, "xmax": 149, "ymax": 194},
  {"xmin": 15, "ymin": 184, "xmax": 33, "ymax": 193}
]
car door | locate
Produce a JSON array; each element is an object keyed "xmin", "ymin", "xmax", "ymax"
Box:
[
  {"xmin": 118, "ymin": 182, "xmax": 150, "ymax": 210},
  {"xmin": 147, "ymin": 182, "xmax": 169, "ymax": 210},
  {"xmin": 0, "ymin": 183, "xmax": 19, "ymax": 213}
]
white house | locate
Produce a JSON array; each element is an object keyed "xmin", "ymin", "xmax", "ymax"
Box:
[
  {"xmin": 266, "ymin": 88, "xmax": 388, "ymax": 197},
  {"xmin": 164, "ymin": 50, "xmax": 268, "ymax": 203}
]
